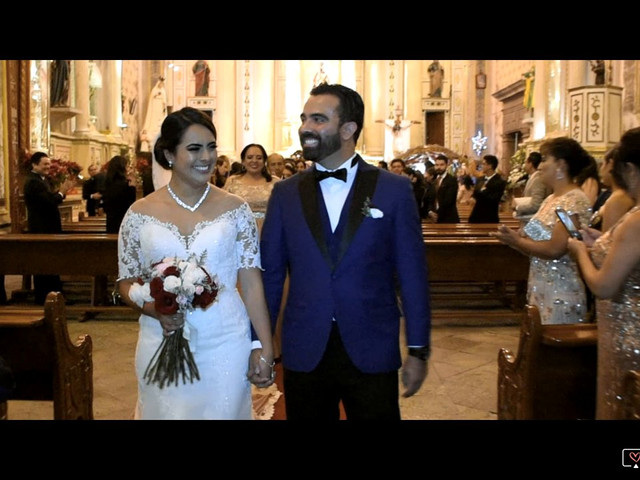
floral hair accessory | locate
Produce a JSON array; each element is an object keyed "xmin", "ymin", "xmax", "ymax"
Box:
[{"xmin": 362, "ymin": 197, "xmax": 384, "ymax": 219}]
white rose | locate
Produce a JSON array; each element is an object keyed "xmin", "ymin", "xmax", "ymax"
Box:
[
  {"xmin": 163, "ymin": 275, "xmax": 182, "ymax": 293},
  {"xmin": 183, "ymin": 265, "xmax": 206, "ymax": 285},
  {"xmin": 182, "ymin": 282, "xmax": 196, "ymax": 298}
]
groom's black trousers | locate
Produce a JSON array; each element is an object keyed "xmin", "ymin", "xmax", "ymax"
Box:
[{"xmin": 283, "ymin": 322, "xmax": 401, "ymax": 420}]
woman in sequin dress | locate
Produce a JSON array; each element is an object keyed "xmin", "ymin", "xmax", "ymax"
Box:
[
  {"xmin": 223, "ymin": 143, "xmax": 276, "ymax": 234},
  {"xmin": 568, "ymin": 128, "xmax": 640, "ymax": 419},
  {"xmin": 492, "ymin": 138, "xmax": 593, "ymax": 324}
]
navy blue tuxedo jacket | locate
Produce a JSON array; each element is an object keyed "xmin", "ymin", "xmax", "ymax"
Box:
[{"xmin": 260, "ymin": 156, "xmax": 431, "ymax": 373}]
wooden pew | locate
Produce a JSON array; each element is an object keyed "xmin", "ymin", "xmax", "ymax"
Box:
[
  {"xmin": 497, "ymin": 305, "xmax": 597, "ymax": 420},
  {"xmin": 0, "ymin": 292, "xmax": 93, "ymax": 419},
  {"xmin": 0, "ymin": 233, "xmax": 132, "ymax": 319},
  {"xmin": 422, "ymin": 222, "xmax": 520, "ymax": 238}
]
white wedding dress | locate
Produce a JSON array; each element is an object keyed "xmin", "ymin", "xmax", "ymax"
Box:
[{"xmin": 118, "ymin": 202, "xmax": 260, "ymax": 420}]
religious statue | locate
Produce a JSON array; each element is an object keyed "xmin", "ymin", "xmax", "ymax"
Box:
[
  {"xmin": 428, "ymin": 60, "xmax": 444, "ymax": 97},
  {"xmin": 50, "ymin": 60, "xmax": 71, "ymax": 107},
  {"xmin": 313, "ymin": 62, "xmax": 329, "ymax": 87},
  {"xmin": 193, "ymin": 60, "xmax": 211, "ymax": 96},
  {"xmin": 590, "ymin": 60, "xmax": 605, "ymax": 85},
  {"xmin": 523, "ymin": 66, "xmax": 535, "ymax": 110},
  {"xmin": 376, "ymin": 109, "xmax": 421, "ymax": 161}
]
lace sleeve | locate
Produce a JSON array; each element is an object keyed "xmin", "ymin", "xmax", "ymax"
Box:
[
  {"xmin": 235, "ymin": 202, "xmax": 262, "ymax": 270},
  {"xmin": 118, "ymin": 210, "xmax": 145, "ymax": 280}
]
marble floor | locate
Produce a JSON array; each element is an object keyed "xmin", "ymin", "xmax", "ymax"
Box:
[{"xmin": 4, "ymin": 317, "xmax": 520, "ymax": 421}]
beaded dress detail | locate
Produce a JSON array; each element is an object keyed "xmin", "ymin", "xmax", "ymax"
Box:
[{"xmin": 590, "ymin": 207, "xmax": 640, "ymax": 419}]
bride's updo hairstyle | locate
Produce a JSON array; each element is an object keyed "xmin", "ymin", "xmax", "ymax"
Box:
[
  {"xmin": 539, "ymin": 137, "xmax": 594, "ymax": 182},
  {"xmin": 154, "ymin": 107, "xmax": 217, "ymax": 170}
]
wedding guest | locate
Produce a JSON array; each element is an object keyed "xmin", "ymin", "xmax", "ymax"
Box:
[
  {"xmin": 378, "ymin": 160, "xmax": 389, "ymax": 170},
  {"xmin": 457, "ymin": 174, "xmax": 474, "ymax": 205},
  {"xmin": 102, "ymin": 155, "xmax": 137, "ymax": 234},
  {"xmin": 468, "ymin": 155, "xmax": 508, "ymax": 223},
  {"xmin": 282, "ymin": 163, "xmax": 296, "ymax": 179},
  {"xmin": 576, "ymin": 155, "xmax": 602, "ymax": 207},
  {"xmin": 82, "ymin": 163, "xmax": 106, "ymax": 216},
  {"xmin": 117, "ymin": 106, "xmax": 274, "ymax": 420},
  {"xmin": 267, "ymin": 153, "xmax": 285, "ymax": 179},
  {"xmin": 295, "ymin": 159, "xmax": 308, "ymax": 173},
  {"xmin": 491, "ymin": 137, "xmax": 593, "ymax": 324},
  {"xmin": 421, "ymin": 166, "xmax": 437, "ymax": 219},
  {"xmin": 512, "ymin": 152, "xmax": 551, "ymax": 221},
  {"xmin": 588, "ymin": 145, "xmax": 634, "ymax": 232},
  {"xmin": 212, "ymin": 155, "xmax": 230, "ymax": 188},
  {"xmin": 23, "ymin": 152, "xmax": 75, "ymax": 305},
  {"xmin": 223, "ymin": 143, "xmax": 276, "ymax": 233},
  {"xmin": 567, "ymin": 126, "xmax": 640, "ymax": 419},
  {"xmin": 389, "ymin": 158, "xmax": 405, "ymax": 175},
  {"xmin": 427, "ymin": 154, "xmax": 459, "ymax": 223}
]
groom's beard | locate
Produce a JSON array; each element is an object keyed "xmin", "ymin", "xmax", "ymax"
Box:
[{"xmin": 300, "ymin": 131, "xmax": 342, "ymax": 162}]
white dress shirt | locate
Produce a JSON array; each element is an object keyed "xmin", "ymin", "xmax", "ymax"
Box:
[{"xmin": 315, "ymin": 154, "xmax": 358, "ymax": 232}]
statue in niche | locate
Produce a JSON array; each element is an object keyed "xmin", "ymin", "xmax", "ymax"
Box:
[
  {"xmin": 590, "ymin": 60, "xmax": 605, "ymax": 85},
  {"xmin": 428, "ymin": 60, "xmax": 444, "ymax": 97},
  {"xmin": 193, "ymin": 60, "xmax": 211, "ymax": 96},
  {"xmin": 50, "ymin": 60, "xmax": 71, "ymax": 107}
]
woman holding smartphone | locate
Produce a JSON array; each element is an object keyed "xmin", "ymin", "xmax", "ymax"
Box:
[
  {"xmin": 491, "ymin": 137, "xmax": 593, "ymax": 324},
  {"xmin": 567, "ymin": 127, "xmax": 640, "ymax": 419}
]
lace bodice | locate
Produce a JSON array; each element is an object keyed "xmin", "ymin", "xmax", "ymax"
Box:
[{"xmin": 118, "ymin": 202, "xmax": 261, "ymax": 290}]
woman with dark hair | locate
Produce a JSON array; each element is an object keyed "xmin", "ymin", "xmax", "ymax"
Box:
[
  {"xmin": 116, "ymin": 107, "xmax": 274, "ymax": 420},
  {"xmin": 102, "ymin": 155, "xmax": 137, "ymax": 233},
  {"xmin": 223, "ymin": 143, "xmax": 276, "ymax": 233},
  {"xmin": 212, "ymin": 155, "xmax": 230, "ymax": 188},
  {"xmin": 457, "ymin": 174, "xmax": 474, "ymax": 205},
  {"xmin": 568, "ymin": 127, "xmax": 640, "ymax": 419},
  {"xmin": 492, "ymin": 137, "xmax": 594, "ymax": 324}
]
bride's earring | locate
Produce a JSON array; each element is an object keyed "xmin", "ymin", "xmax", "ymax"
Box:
[
  {"xmin": 556, "ymin": 168, "xmax": 565, "ymax": 180},
  {"xmin": 168, "ymin": 161, "xmax": 173, "ymax": 168}
]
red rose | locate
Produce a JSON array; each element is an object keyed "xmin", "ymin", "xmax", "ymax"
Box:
[
  {"xmin": 150, "ymin": 277, "xmax": 164, "ymax": 297},
  {"xmin": 192, "ymin": 288, "xmax": 217, "ymax": 309},
  {"xmin": 163, "ymin": 266, "xmax": 180, "ymax": 277},
  {"xmin": 153, "ymin": 290, "xmax": 179, "ymax": 315}
]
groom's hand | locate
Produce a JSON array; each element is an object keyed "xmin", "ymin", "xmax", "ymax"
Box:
[{"xmin": 401, "ymin": 355, "xmax": 428, "ymax": 398}]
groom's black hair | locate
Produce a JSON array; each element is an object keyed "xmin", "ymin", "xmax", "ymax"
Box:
[{"xmin": 309, "ymin": 83, "xmax": 364, "ymax": 144}]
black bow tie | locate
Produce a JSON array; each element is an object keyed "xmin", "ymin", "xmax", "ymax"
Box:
[{"xmin": 314, "ymin": 168, "xmax": 347, "ymax": 182}]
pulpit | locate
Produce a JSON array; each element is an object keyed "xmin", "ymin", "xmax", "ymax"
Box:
[{"xmin": 568, "ymin": 85, "xmax": 622, "ymax": 157}]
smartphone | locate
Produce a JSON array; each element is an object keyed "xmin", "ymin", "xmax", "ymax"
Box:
[{"xmin": 555, "ymin": 207, "xmax": 583, "ymax": 240}]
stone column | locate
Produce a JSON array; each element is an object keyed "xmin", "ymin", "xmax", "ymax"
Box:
[
  {"xmin": 214, "ymin": 60, "xmax": 236, "ymax": 159},
  {"xmin": 74, "ymin": 60, "xmax": 90, "ymax": 134},
  {"xmin": 107, "ymin": 60, "xmax": 123, "ymax": 136},
  {"xmin": 363, "ymin": 60, "xmax": 385, "ymax": 157}
]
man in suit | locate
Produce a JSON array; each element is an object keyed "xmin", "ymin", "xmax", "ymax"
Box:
[
  {"xmin": 23, "ymin": 152, "xmax": 74, "ymax": 304},
  {"xmin": 512, "ymin": 152, "xmax": 550, "ymax": 221},
  {"xmin": 427, "ymin": 154, "xmax": 460, "ymax": 223},
  {"xmin": 468, "ymin": 154, "xmax": 508, "ymax": 223},
  {"xmin": 81, "ymin": 163, "xmax": 106, "ymax": 216},
  {"xmin": 260, "ymin": 83, "xmax": 431, "ymax": 420}
]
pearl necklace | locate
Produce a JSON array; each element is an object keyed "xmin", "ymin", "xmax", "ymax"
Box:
[{"xmin": 167, "ymin": 183, "xmax": 211, "ymax": 212}]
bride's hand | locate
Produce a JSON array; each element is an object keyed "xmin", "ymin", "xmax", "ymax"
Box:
[
  {"xmin": 247, "ymin": 348, "xmax": 275, "ymax": 388},
  {"xmin": 157, "ymin": 312, "xmax": 185, "ymax": 337}
]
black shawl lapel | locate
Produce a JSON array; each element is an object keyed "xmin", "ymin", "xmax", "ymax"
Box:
[
  {"xmin": 335, "ymin": 156, "xmax": 380, "ymax": 267},
  {"xmin": 298, "ymin": 169, "xmax": 333, "ymax": 266}
]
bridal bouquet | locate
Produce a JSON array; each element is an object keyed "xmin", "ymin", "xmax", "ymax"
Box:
[{"xmin": 131, "ymin": 253, "xmax": 219, "ymax": 388}]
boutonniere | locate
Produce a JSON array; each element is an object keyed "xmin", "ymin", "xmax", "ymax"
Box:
[{"xmin": 362, "ymin": 197, "xmax": 384, "ymax": 219}]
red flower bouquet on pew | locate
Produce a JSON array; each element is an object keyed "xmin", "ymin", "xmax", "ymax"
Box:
[{"xmin": 140, "ymin": 254, "xmax": 219, "ymax": 389}]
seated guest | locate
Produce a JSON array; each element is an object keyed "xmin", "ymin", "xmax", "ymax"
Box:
[
  {"xmin": 468, "ymin": 155, "xmax": 507, "ymax": 223},
  {"xmin": 567, "ymin": 127, "xmax": 640, "ymax": 419},
  {"xmin": 588, "ymin": 145, "xmax": 634, "ymax": 232},
  {"xmin": 491, "ymin": 137, "xmax": 593, "ymax": 324}
]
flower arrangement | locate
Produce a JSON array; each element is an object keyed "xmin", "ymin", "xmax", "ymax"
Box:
[
  {"xmin": 507, "ymin": 146, "xmax": 528, "ymax": 190},
  {"xmin": 130, "ymin": 253, "xmax": 220, "ymax": 389}
]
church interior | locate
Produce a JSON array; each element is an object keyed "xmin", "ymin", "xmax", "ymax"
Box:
[{"xmin": 0, "ymin": 59, "xmax": 638, "ymax": 442}]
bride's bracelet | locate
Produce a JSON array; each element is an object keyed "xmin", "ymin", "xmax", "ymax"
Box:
[{"xmin": 259, "ymin": 355, "xmax": 275, "ymax": 369}]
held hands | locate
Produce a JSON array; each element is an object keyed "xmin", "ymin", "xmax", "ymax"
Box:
[
  {"xmin": 157, "ymin": 312, "xmax": 185, "ymax": 337},
  {"xmin": 247, "ymin": 349, "xmax": 275, "ymax": 388}
]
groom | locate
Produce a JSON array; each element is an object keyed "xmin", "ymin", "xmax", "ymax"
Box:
[{"xmin": 260, "ymin": 83, "xmax": 431, "ymax": 420}]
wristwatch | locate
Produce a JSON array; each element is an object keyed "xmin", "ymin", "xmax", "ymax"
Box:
[{"xmin": 408, "ymin": 346, "xmax": 431, "ymax": 361}]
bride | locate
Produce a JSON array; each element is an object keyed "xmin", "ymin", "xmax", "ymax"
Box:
[{"xmin": 117, "ymin": 107, "xmax": 274, "ymax": 420}]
